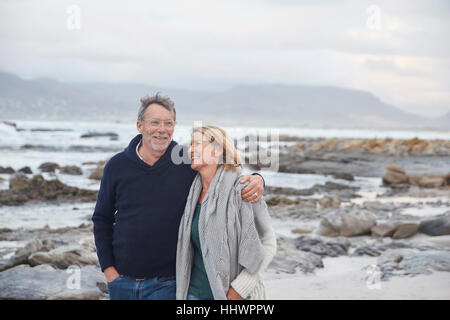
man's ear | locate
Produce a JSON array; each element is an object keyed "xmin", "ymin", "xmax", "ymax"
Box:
[{"xmin": 137, "ymin": 121, "xmax": 142, "ymax": 134}]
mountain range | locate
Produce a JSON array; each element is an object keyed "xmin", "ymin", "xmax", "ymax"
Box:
[{"xmin": 0, "ymin": 71, "xmax": 448, "ymax": 129}]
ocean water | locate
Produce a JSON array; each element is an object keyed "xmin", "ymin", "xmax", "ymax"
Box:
[{"xmin": 0, "ymin": 120, "xmax": 449, "ymax": 236}]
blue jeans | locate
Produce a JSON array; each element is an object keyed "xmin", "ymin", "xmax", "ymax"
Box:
[{"xmin": 107, "ymin": 275, "xmax": 176, "ymax": 300}]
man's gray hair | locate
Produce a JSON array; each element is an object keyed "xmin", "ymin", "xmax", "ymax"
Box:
[{"xmin": 138, "ymin": 93, "xmax": 176, "ymax": 122}]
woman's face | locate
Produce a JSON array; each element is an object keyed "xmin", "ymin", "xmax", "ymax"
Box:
[{"xmin": 188, "ymin": 132, "xmax": 221, "ymax": 171}]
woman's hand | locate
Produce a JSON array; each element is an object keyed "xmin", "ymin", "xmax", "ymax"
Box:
[
  {"xmin": 240, "ymin": 174, "xmax": 264, "ymax": 202},
  {"xmin": 227, "ymin": 287, "xmax": 244, "ymax": 300}
]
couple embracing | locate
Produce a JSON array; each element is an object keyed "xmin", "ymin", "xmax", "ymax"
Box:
[{"xmin": 92, "ymin": 93, "xmax": 276, "ymax": 300}]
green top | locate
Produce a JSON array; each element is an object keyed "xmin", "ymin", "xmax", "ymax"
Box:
[{"xmin": 187, "ymin": 202, "xmax": 214, "ymax": 300}]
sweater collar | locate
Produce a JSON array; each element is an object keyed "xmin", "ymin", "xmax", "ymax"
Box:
[{"xmin": 124, "ymin": 134, "xmax": 178, "ymax": 171}]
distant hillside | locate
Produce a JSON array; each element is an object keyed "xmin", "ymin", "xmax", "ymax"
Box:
[{"xmin": 0, "ymin": 71, "xmax": 448, "ymax": 129}]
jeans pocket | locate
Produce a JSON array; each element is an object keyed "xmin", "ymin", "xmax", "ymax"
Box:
[
  {"xmin": 107, "ymin": 275, "xmax": 122, "ymax": 285},
  {"xmin": 155, "ymin": 275, "xmax": 176, "ymax": 285}
]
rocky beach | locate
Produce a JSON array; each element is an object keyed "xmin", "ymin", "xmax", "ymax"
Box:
[{"xmin": 0, "ymin": 120, "xmax": 449, "ymax": 299}]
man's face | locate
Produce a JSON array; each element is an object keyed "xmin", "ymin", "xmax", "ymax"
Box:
[{"xmin": 137, "ymin": 103, "xmax": 175, "ymax": 152}]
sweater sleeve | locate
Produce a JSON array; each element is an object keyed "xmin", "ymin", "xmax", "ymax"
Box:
[
  {"xmin": 91, "ymin": 161, "xmax": 116, "ymax": 272},
  {"xmin": 231, "ymin": 200, "xmax": 277, "ymax": 299}
]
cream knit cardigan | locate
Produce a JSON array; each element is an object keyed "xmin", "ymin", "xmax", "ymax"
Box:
[{"xmin": 176, "ymin": 167, "xmax": 277, "ymax": 300}]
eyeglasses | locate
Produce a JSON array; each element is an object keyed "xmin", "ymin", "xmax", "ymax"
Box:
[{"xmin": 142, "ymin": 119, "xmax": 176, "ymax": 128}]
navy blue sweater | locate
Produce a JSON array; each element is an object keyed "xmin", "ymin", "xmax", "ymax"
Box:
[{"xmin": 92, "ymin": 134, "xmax": 196, "ymax": 278}]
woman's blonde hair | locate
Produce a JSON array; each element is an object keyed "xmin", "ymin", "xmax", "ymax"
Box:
[{"xmin": 192, "ymin": 125, "xmax": 243, "ymax": 172}]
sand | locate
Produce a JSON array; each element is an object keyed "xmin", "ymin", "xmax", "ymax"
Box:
[{"xmin": 265, "ymin": 256, "xmax": 450, "ymax": 300}]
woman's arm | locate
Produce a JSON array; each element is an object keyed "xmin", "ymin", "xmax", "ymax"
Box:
[{"xmin": 229, "ymin": 200, "xmax": 277, "ymax": 299}]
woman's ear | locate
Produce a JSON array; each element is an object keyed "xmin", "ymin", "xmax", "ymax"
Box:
[{"xmin": 213, "ymin": 145, "xmax": 224, "ymax": 160}]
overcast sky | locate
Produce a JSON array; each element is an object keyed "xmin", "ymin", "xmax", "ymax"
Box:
[{"xmin": 0, "ymin": 0, "xmax": 449, "ymax": 118}]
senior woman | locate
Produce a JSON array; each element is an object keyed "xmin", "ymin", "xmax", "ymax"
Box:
[{"xmin": 176, "ymin": 125, "xmax": 276, "ymax": 300}]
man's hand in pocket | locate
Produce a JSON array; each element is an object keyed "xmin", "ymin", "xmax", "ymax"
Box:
[{"xmin": 104, "ymin": 266, "xmax": 120, "ymax": 283}]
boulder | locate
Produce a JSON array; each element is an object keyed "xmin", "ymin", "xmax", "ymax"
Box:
[
  {"xmin": 294, "ymin": 235, "xmax": 350, "ymax": 257},
  {"xmin": 266, "ymin": 196, "xmax": 300, "ymax": 207},
  {"xmin": 392, "ymin": 223, "xmax": 419, "ymax": 239},
  {"xmin": 318, "ymin": 210, "xmax": 376, "ymax": 237},
  {"xmin": 398, "ymin": 251, "xmax": 450, "ymax": 275},
  {"xmin": 28, "ymin": 245, "xmax": 98, "ymax": 269},
  {"xmin": 0, "ymin": 264, "xmax": 106, "ymax": 300},
  {"xmin": 371, "ymin": 222, "xmax": 399, "ymax": 237},
  {"xmin": 80, "ymin": 132, "xmax": 118, "ymax": 139},
  {"xmin": 382, "ymin": 165, "xmax": 408, "ymax": 185},
  {"xmin": 351, "ymin": 246, "xmax": 382, "ymax": 257},
  {"xmin": 59, "ymin": 165, "xmax": 83, "ymax": 175},
  {"xmin": 89, "ymin": 165, "xmax": 104, "ymax": 180},
  {"xmin": 407, "ymin": 174, "xmax": 447, "ymax": 188},
  {"xmin": 38, "ymin": 162, "xmax": 60, "ymax": 173},
  {"xmin": 419, "ymin": 217, "xmax": 450, "ymax": 236},
  {"xmin": 291, "ymin": 228, "xmax": 313, "ymax": 234},
  {"xmin": 332, "ymin": 173, "xmax": 354, "ymax": 181},
  {"xmin": 0, "ymin": 174, "xmax": 98, "ymax": 205},
  {"xmin": 375, "ymin": 249, "xmax": 450, "ymax": 280},
  {"xmin": 0, "ymin": 239, "xmax": 55, "ymax": 271},
  {"xmin": 18, "ymin": 166, "xmax": 33, "ymax": 174},
  {"xmin": 318, "ymin": 195, "xmax": 341, "ymax": 209},
  {"xmin": 0, "ymin": 166, "xmax": 15, "ymax": 174},
  {"xmin": 268, "ymin": 236, "xmax": 324, "ymax": 274}
]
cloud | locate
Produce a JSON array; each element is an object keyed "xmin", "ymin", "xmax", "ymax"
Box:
[{"xmin": 0, "ymin": 0, "xmax": 448, "ymax": 117}]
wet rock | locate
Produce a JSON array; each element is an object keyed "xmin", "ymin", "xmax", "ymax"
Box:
[
  {"xmin": 408, "ymin": 174, "xmax": 448, "ymax": 188},
  {"xmin": 265, "ymin": 186, "xmax": 314, "ymax": 196},
  {"xmin": 1, "ymin": 121, "xmax": 17, "ymax": 129},
  {"xmin": 38, "ymin": 162, "xmax": 60, "ymax": 173},
  {"xmin": 0, "ymin": 264, "xmax": 106, "ymax": 300},
  {"xmin": 317, "ymin": 209, "xmax": 376, "ymax": 237},
  {"xmin": 332, "ymin": 173, "xmax": 354, "ymax": 181},
  {"xmin": 382, "ymin": 165, "xmax": 448, "ymax": 189},
  {"xmin": 351, "ymin": 246, "xmax": 382, "ymax": 257},
  {"xmin": 371, "ymin": 222, "xmax": 399, "ymax": 237},
  {"xmin": 89, "ymin": 165, "xmax": 104, "ymax": 180},
  {"xmin": 398, "ymin": 251, "xmax": 450, "ymax": 275},
  {"xmin": 80, "ymin": 132, "xmax": 118, "ymax": 140},
  {"xmin": 354, "ymin": 242, "xmax": 420, "ymax": 259},
  {"xmin": 0, "ymin": 166, "xmax": 15, "ymax": 174},
  {"xmin": 382, "ymin": 165, "xmax": 408, "ymax": 186},
  {"xmin": 21, "ymin": 144, "xmax": 61, "ymax": 152},
  {"xmin": 291, "ymin": 227, "xmax": 313, "ymax": 234},
  {"xmin": 0, "ymin": 174, "xmax": 98, "ymax": 206},
  {"xmin": 18, "ymin": 166, "xmax": 33, "ymax": 174},
  {"xmin": 268, "ymin": 237, "xmax": 324, "ymax": 274},
  {"xmin": 28, "ymin": 245, "xmax": 98, "ymax": 269},
  {"xmin": 266, "ymin": 182, "xmax": 359, "ymax": 200},
  {"xmin": 266, "ymin": 196, "xmax": 300, "ymax": 207},
  {"xmin": 375, "ymin": 249, "xmax": 450, "ymax": 280},
  {"xmin": 0, "ymin": 239, "xmax": 56, "ymax": 272},
  {"xmin": 318, "ymin": 195, "xmax": 341, "ymax": 209},
  {"xmin": 419, "ymin": 217, "xmax": 450, "ymax": 236},
  {"xmin": 83, "ymin": 160, "xmax": 107, "ymax": 166},
  {"xmin": 59, "ymin": 165, "xmax": 83, "ymax": 175},
  {"xmin": 30, "ymin": 128, "xmax": 72, "ymax": 132},
  {"xmin": 293, "ymin": 235, "xmax": 350, "ymax": 257},
  {"xmin": 392, "ymin": 223, "xmax": 419, "ymax": 239}
]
